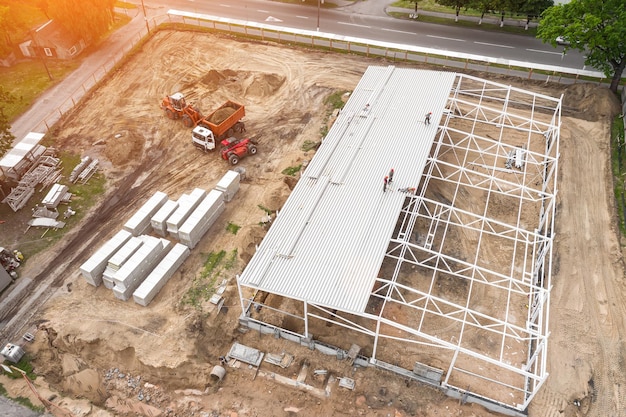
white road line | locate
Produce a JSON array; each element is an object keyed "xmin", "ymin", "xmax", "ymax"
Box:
[
  {"xmin": 474, "ymin": 41, "xmax": 514, "ymax": 49},
  {"xmin": 526, "ymin": 49, "xmax": 563, "ymax": 56},
  {"xmin": 257, "ymin": 9, "xmax": 269, "ymax": 13},
  {"xmin": 426, "ymin": 35, "xmax": 465, "ymax": 42},
  {"xmin": 380, "ymin": 28, "xmax": 415, "ymax": 35},
  {"xmin": 296, "ymin": 16, "xmax": 309, "ymax": 19},
  {"xmin": 337, "ymin": 22, "xmax": 371, "ymax": 28},
  {"xmin": 218, "ymin": 3, "xmax": 232, "ymax": 7}
]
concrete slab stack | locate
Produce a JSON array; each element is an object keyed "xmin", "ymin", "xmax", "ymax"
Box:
[
  {"xmin": 102, "ymin": 236, "xmax": 144, "ymax": 289},
  {"xmin": 112, "ymin": 236, "xmax": 171, "ymax": 301},
  {"xmin": 151, "ymin": 199, "xmax": 179, "ymax": 236},
  {"xmin": 123, "ymin": 191, "xmax": 168, "ymax": 236},
  {"xmin": 41, "ymin": 183, "xmax": 70, "ymax": 209},
  {"xmin": 179, "ymin": 189, "xmax": 225, "ymax": 249},
  {"xmin": 166, "ymin": 188, "xmax": 206, "ymax": 238},
  {"xmin": 79, "ymin": 230, "xmax": 133, "ymax": 286},
  {"xmin": 133, "ymin": 243, "xmax": 190, "ymax": 307},
  {"xmin": 215, "ymin": 170, "xmax": 240, "ymax": 202}
]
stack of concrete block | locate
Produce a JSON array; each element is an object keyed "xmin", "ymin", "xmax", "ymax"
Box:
[
  {"xmin": 215, "ymin": 170, "xmax": 241, "ymax": 202},
  {"xmin": 179, "ymin": 190, "xmax": 225, "ymax": 249},
  {"xmin": 133, "ymin": 243, "xmax": 190, "ymax": 307},
  {"xmin": 151, "ymin": 199, "xmax": 179, "ymax": 236},
  {"xmin": 111, "ymin": 236, "xmax": 171, "ymax": 301},
  {"xmin": 102, "ymin": 236, "xmax": 144, "ymax": 289},
  {"xmin": 166, "ymin": 188, "xmax": 206, "ymax": 238},
  {"xmin": 80, "ymin": 230, "xmax": 132, "ymax": 286},
  {"xmin": 123, "ymin": 191, "xmax": 168, "ymax": 236}
]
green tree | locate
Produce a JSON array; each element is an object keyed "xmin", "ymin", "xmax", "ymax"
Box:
[
  {"xmin": 48, "ymin": 0, "xmax": 116, "ymax": 43},
  {"xmin": 537, "ymin": 0, "xmax": 626, "ymax": 93},
  {"xmin": 468, "ymin": 0, "xmax": 495, "ymax": 24},
  {"xmin": 407, "ymin": 0, "xmax": 419, "ymax": 16},
  {"xmin": 435, "ymin": 0, "xmax": 471, "ymax": 22},
  {"xmin": 0, "ymin": 86, "xmax": 16, "ymax": 158},
  {"xmin": 518, "ymin": 0, "xmax": 553, "ymax": 29}
]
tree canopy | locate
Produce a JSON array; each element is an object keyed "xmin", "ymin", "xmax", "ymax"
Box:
[
  {"xmin": 0, "ymin": 86, "xmax": 16, "ymax": 158},
  {"xmin": 46, "ymin": 0, "xmax": 116, "ymax": 43},
  {"xmin": 537, "ymin": 0, "xmax": 626, "ymax": 93}
]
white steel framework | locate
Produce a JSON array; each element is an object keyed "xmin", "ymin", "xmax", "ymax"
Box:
[{"xmin": 237, "ymin": 69, "xmax": 560, "ymax": 413}]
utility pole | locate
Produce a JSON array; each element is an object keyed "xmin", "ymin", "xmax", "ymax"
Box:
[
  {"xmin": 140, "ymin": 0, "xmax": 150, "ymax": 34},
  {"xmin": 317, "ymin": 0, "xmax": 321, "ymax": 31},
  {"xmin": 30, "ymin": 30, "xmax": 53, "ymax": 81}
]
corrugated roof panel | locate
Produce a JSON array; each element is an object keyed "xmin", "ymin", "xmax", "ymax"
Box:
[{"xmin": 239, "ymin": 67, "xmax": 456, "ymax": 313}]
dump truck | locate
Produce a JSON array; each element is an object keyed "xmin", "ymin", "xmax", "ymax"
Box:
[{"xmin": 191, "ymin": 100, "xmax": 246, "ymax": 151}]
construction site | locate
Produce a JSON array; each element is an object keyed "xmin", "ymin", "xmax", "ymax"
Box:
[{"xmin": 0, "ymin": 29, "xmax": 624, "ymax": 417}]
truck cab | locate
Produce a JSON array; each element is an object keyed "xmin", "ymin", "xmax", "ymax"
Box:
[{"xmin": 191, "ymin": 125, "xmax": 216, "ymax": 151}]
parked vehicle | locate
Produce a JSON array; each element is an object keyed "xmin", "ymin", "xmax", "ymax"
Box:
[
  {"xmin": 192, "ymin": 100, "xmax": 246, "ymax": 150},
  {"xmin": 160, "ymin": 92, "xmax": 203, "ymax": 127},
  {"xmin": 219, "ymin": 137, "xmax": 258, "ymax": 165}
]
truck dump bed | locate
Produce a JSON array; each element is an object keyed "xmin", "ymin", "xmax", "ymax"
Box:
[{"xmin": 201, "ymin": 100, "xmax": 245, "ymax": 138}]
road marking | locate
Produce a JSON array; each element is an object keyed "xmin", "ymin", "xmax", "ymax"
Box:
[
  {"xmin": 337, "ymin": 22, "xmax": 371, "ymax": 28},
  {"xmin": 380, "ymin": 28, "xmax": 415, "ymax": 35},
  {"xmin": 218, "ymin": 3, "xmax": 232, "ymax": 7},
  {"xmin": 426, "ymin": 35, "xmax": 465, "ymax": 42},
  {"xmin": 257, "ymin": 10, "xmax": 269, "ymax": 13},
  {"xmin": 296, "ymin": 16, "xmax": 309, "ymax": 19},
  {"xmin": 474, "ymin": 41, "xmax": 514, "ymax": 49},
  {"xmin": 526, "ymin": 49, "xmax": 563, "ymax": 56},
  {"xmin": 266, "ymin": 16, "xmax": 283, "ymax": 22}
]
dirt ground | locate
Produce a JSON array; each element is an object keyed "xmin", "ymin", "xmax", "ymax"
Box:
[{"xmin": 0, "ymin": 29, "xmax": 624, "ymax": 417}]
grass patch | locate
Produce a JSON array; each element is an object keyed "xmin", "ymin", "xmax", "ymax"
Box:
[
  {"xmin": 181, "ymin": 250, "xmax": 237, "ymax": 310},
  {"xmin": 115, "ymin": 1, "xmax": 138, "ymax": 9},
  {"xmin": 301, "ymin": 140, "xmax": 320, "ymax": 152},
  {"xmin": 226, "ymin": 222, "xmax": 241, "ymax": 235},
  {"xmin": 389, "ymin": 11, "xmax": 537, "ymax": 35},
  {"xmin": 324, "ymin": 90, "xmax": 348, "ymax": 110},
  {"xmin": 0, "ymin": 60, "xmax": 81, "ymax": 122},
  {"xmin": 282, "ymin": 165, "xmax": 302, "ymax": 176},
  {"xmin": 4, "ymin": 355, "xmax": 37, "ymax": 381},
  {"xmin": 611, "ymin": 113, "xmax": 626, "ymax": 236}
]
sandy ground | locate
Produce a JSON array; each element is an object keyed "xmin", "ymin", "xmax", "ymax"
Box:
[{"xmin": 0, "ymin": 30, "xmax": 624, "ymax": 417}]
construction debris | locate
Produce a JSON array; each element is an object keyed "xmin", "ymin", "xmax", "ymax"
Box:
[
  {"xmin": 2, "ymin": 148, "xmax": 61, "ymax": 212},
  {"xmin": 265, "ymin": 352, "xmax": 294, "ymax": 369}
]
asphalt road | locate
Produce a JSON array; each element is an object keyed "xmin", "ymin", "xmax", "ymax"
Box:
[{"xmin": 164, "ymin": 0, "xmax": 586, "ymax": 68}]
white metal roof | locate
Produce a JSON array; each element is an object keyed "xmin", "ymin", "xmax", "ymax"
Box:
[
  {"xmin": 0, "ymin": 132, "xmax": 45, "ymax": 171},
  {"xmin": 238, "ymin": 66, "xmax": 456, "ymax": 313}
]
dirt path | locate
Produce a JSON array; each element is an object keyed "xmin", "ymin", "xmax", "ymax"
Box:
[{"xmin": 529, "ymin": 116, "xmax": 626, "ymax": 417}]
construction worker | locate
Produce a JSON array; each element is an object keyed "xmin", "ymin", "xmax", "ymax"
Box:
[
  {"xmin": 389, "ymin": 168, "xmax": 394, "ymax": 183},
  {"xmin": 383, "ymin": 176, "xmax": 388, "ymax": 192},
  {"xmin": 425, "ymin": 112, "xmax": 432, "ymax": 125}
]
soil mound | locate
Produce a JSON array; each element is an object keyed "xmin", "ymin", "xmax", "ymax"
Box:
[
  {"xmin": 563, "ymin": 83, "xmax": 621, "ymax": 120},
  {"xmin": 244, "ymin": 73, "xmax": 285, "ymax": 97}
]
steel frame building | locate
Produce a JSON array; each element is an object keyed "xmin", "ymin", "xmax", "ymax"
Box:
[{"xmin": 237, "ymin": 66, "xmax": 560, "ymax": 413}]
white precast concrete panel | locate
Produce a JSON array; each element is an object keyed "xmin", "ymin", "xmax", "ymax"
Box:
[
  {"xmin": 215, "ymin": 170, "xmax": 240, "ymax": 202},
  {"xmin": 123, "ymin": 191, "xmax": 168, "ymax": 236},
  {"xmin": 151, "ymin": 199, "xmax": 179, "ymax": 236},
  {"xmin": 79, "ymin": 229, "xmax": 133, "ymax": 286},
  {"xmin": 133, "ymin": 243, "xmax": 190, "ymax": 306},
  {"xmin": 166, "ymin": 188, "xmax": 207, "ymax": 237},
  {"xmin": 178, "ymin": 189, "xmax": 225, "ymax": 249},
  {"xmin": 238, "ymin": 67, "xmax": 456, "ymax": 313},
  {"xmin": 111, "ymin": 236, "xmax": 168, "ymax": 296},
  {"xmin": 41, "ymin": 183, "xmax": 69, "ymax": 209}
]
